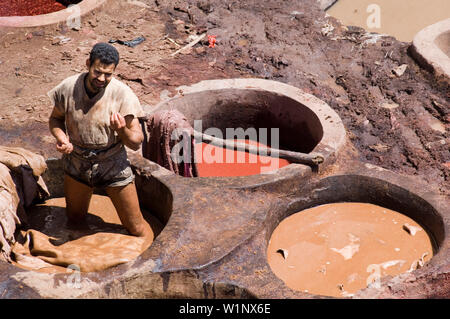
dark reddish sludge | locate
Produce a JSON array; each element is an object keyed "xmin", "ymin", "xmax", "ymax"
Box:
[{"xmin": 0, "ymin": 0, "xmax": 67, "ymax": 17}]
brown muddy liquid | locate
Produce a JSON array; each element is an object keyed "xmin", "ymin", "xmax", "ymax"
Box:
[
  {"xmin": 195, "ymin": 139, "xmax": 291, "ymax": 177},
  {"xmin": 11, "ymin": 195, "xmax": 163, "ymax": 273},
  {"xmin": 327, "ymin": 0, "xmax": 450, "ymax": 42},
  {"xmin": 267, "ymin": 202, "xmax": 434, "ymax": 297}
]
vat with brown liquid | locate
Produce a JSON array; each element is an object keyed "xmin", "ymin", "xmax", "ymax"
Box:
[
  {"xmin": 267, "ymin": 202, "xmax": 434, "ymax": 297},
  {"xmin": 11, "ymin": 194, "xmax": 163, "ymax": 273}
]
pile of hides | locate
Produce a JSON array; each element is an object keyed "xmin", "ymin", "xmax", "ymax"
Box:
[
  {"xmin": 0, "ymin": 146, "xmax": 49, "ymax": 262},
  {"xmin": 144, "ymin": 109, "xmax": 198, "ymax": 177}
]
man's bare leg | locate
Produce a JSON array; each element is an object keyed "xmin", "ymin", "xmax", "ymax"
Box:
[
  {"xmin": 64, "ymin": 174, "xmax": 93, "ymax": 228},
  {"xmin": 105, "ymin": 182, "xmax": 152, "ymax": 238}
]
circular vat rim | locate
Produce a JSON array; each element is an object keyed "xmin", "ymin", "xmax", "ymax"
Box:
[
  {"xmin": 145, "ymin": 78, "xmax": 347, "ymax": 187},
  {"xmin": 255, "ymin": 172, "xmax": 448, "ymax": 298},
  {"xmin": 0, "ymin": 0, "xmax": 107, "ymax": 28},
  {"xmin": 410, "ymin": 17, "xmax": 450, "ymax": 84}
]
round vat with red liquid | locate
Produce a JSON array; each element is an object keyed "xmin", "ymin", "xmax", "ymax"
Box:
[
  {"xmin": 0, "ymin": 0, "xmax": 106, "ymax": 27},
  {"xmin": 144, "ymin": 78, "xmax": 346, "ymax": 190},
  {"xmin": 0, "ymin": 1, "xmax": 71, "ymax": 17}
]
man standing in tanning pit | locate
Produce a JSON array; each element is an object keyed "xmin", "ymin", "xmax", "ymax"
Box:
[{"xmin": 48, "ymin": 42, "xmax": 152, "ymax": 238}]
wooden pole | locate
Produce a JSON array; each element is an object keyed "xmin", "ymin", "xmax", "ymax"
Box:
[{"xmin": 192, "ymin": 130, "xmax": 324, "ymax": 166}]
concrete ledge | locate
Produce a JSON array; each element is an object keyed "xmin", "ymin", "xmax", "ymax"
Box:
[
  {"xmin": 0, "ymin": 0, "xmax": 107, "ymax": 28},
  {"xmin": 410, "ymin": 18, "xmax": 450, "ymax": 85}
]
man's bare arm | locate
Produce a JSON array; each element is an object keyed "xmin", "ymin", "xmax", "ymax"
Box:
[
  {"xmin": 49, "ymin": 107, "xmax": 73, "ymax": 154},
  {"xmin": 111, "ymin": 113, "xmax": 144, "ymax": 151}
]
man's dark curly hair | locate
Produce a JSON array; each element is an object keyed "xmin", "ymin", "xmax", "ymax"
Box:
[{"xmin": 89, "ymin": 42, "xmax": 120, "ymax": 67}]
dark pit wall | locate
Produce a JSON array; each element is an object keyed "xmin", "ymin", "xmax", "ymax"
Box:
[
  {"xmin": 265, "ymin": 175, "xmax": 445, "ymax": 255},
  {"xmin": 156, "ymin": 89, "xmax": 324, "ymax": 153},
  {"xmin": 133, "ymin": 169, "xmax": 173, "ymax": 225},
  {"xmin": 58, "ymin": 0, "xmax": 83, "ymax": 5},
  {"xmin": 41, "ymin": 158, "xmax": 172, "ymax": 226}
]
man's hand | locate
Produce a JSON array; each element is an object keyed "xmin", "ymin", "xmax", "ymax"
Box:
[
  {"xmin": 110, "ymin": 112, "xmax": 126, "ymax": 132},
  {"xmin": 110, "ymin": 112, "xmax": 143, "ymax": 151},
  {"xmin": 56, "ymin": 136, "xmax": 73, "ymax": 154},
  {"xmin": 49, "ymin": 107, "xmax": 73, "ymax": 154}
]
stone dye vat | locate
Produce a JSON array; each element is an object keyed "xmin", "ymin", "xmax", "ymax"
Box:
[
  {"xmin": 0, "ymin": 0, "xmax": 106, "ymax": 28},
  {"xmin": 410, "ymin": 18, "xmax": 450, "ymax": 85},
  {"xmin": 143, "ymin": 78, "xmax": 346, "ymax": 190}
]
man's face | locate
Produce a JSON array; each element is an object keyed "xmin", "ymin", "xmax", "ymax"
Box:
[{"xmin": 86, "ymin": 58, "xmax": 116, "ymax": 92}]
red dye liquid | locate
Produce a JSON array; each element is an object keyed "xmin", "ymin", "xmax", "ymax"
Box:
[
  {"xmin": 195, "ymin": 139, "xmax": 291, "ymax": 177},
  {"xmin": 0, "ymin": 0, "xmax": 67, "ymax": 17}
]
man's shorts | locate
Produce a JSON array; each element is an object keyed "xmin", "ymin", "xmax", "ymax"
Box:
[{"xmin": 62, "ymin": 143, "xmax": 134, "ymax": 188}]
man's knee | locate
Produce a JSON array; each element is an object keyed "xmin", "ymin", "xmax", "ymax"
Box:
[{"xmin": 64, "ymin": 174, "xmax": 93, "ymax": 219}]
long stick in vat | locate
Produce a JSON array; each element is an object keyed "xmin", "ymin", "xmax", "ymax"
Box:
[{"xmin": 192, "ymin": 130, "xmax": 324, "ymax": 166}]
